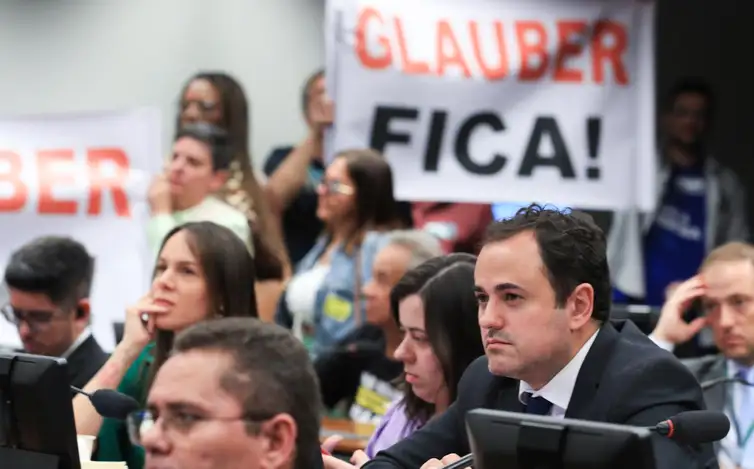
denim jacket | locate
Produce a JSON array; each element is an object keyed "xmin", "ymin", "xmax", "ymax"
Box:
[{"xmin": 275, "ymin": 231, "xmax": 388, "ymax": 356}]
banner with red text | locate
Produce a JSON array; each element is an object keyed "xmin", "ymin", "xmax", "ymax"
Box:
[
  {"xmin": 0, "ymin": 109, "xmax": 162, "ymax": 350},
  {"xmin": 327, "ymin": 0, "xmax": 656, "ymax": 210}
]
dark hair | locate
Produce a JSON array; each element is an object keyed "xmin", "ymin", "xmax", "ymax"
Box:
[
  {"xmin": 175, "ymin": 123, "xmax": 233, "ymax": 171},
  {"xmin": 390, "ymin": 253, "xmax": 483, "ymax": 425},
  {"xmin": 664, "ymin": 77, "xmax": 715, "ymax": 118},
  {"xmin": 144, "ymin": 221, "xmax": 258, "ymax": 398},
  {"xmin": 177, "ymin": 72, "xmax": 288, "ymax": 279},
  {"xmin": 173, "ymin": 318, "xmax": 321, "ymax": 469},
  {"xmin": 484, "ymin": 203, "xmax": 611, "ymax": 321},
  {"xmin": 301, "ymin": 69, "xmax": 324, "ymax": 117},
  {"xmin": 4, "ymin": 236, "xmax": 94, "ymax": 311},
  {"xmin": 333, "ymin": 149, "xmax": 401, "ymax": 248}
]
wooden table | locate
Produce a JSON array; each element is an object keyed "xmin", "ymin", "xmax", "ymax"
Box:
[{"xmin": 320, "ymin": 417, "xmax": 376, "ymax": 455}]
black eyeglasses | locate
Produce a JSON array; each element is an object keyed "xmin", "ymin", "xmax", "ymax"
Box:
[
  {"xmin": 1, "ymin": 304, "xmax": 66, "ymax": 331},
  {"xmin": 127, "ymin": 409, "xmax": 275, "ymax": 446}
]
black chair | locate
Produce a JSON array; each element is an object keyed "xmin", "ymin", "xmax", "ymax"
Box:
[
  {"xmin": 113, "ymin": 322, "xmax": 124, "ymax": 345},
  {"xmin": 610, "ymin": 304, "xmax": 659, "ymax": 335}
]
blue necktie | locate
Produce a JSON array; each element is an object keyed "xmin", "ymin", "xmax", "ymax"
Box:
[
  {"xmin": 736, "ymin": 370, "xmax": 754, "ymax": 430},
  {"xmin": 525, "ymin": 393, "xmax": 553, "ymax": 415}
]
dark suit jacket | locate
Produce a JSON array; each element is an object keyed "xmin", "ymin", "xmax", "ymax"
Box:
[
  {"xmin": 66, "ymin": 335, "xmax": 109, "ymax": 391},
  {"xmin": 363, "ymin": 320, "xmax": 716, "ymax": 469}
]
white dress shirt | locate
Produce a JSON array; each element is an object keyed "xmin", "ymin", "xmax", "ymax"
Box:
[
  {"xmin": 61, "ymin": 326, "xmax": 92, "ymax": 359},
  {"xmin": 518, "ymin": 329, "xmax": 600, "ymax": 418}
]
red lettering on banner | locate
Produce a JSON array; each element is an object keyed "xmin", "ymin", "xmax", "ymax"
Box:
[
  {"xmin": 38, "ymin": 149, "xmax": 77, "ymax": 214},
  {"xmin": 87, "ymin": 148, "xmax": 131, "ymax": 217},
  {"xmin": 355, "ymin": 7, "xmax": 392, "ymax": 69},
  {"xmin": 0, "ymin": 151, "xmax": 28, "ymax": 212},
  {"xmin": 353, "ymin": 7, "xmax": 630, "ymax": 85},
  {"xmin": 470, "ymin": 21, "xmax": 509, "ymax": 80},
  {"xmin": 0, "ymin": 148, "xmax": 132, "ymax": 216},
  {"xmin": 436, "ymin": 20, "xmax": 471, "ymax": 78}
]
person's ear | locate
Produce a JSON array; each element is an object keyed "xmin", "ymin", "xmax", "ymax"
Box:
[
  {"xmin": 566, "ymin": 283, "xmax": 594, "ymax": 330},
  {"xmin": 258, "ymin": 414, "xmax": 297, "ymax": 469},
  {"xmin": 209, "ymin": 170, "xmax": 230, "ymax": 192},
  {"xmin": 76, "ymin": 299, "xmax": 91, "ymax": 322}
]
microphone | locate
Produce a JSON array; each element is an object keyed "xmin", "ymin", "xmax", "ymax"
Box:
[
  {"xmin": 701, "ymin": 376, "xmax": 754, "ymax": 390},
  {"xmin": 651, "ymin": 410, "xmax": 730, "ymax": 445},
  {"xmin": 440, "ymin": 411, "xmax": 729, "ymax": 469},
  {"xmin": 71, "ymin": 386, "xmax": 140, "ymax": 420}
]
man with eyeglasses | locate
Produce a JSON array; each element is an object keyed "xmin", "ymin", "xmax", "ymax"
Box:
[
  {"xmin": 2, "ymin": 236, "xmax": 108, "ymax": 390},
  {"xmin": 128, "ymin": 317, "xmax": 323, "ymax": 469}
]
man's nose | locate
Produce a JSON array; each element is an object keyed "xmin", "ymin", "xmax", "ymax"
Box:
[
  {"xmin": 140, "ymin": 419, "xmax": 171, "ymax": 455},
  {"xmin": 17, "ymin": 320, "xmax": 32, "ymax": 339}
]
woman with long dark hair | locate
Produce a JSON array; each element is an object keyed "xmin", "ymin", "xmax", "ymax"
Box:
[
  {"xmin": 175, "ymin": 72, "xmax": 288, "ymax": 318},
  {"xmin": 72, "ymin": 222, "xmax": 258, "ymax": 469},
  {"xmin": 275, "ymin": 148, "xmax": 402, "ymax": 355},
  {"xmin": 322, "ymin": 254, "xmax": 484, "ymax": 468}
]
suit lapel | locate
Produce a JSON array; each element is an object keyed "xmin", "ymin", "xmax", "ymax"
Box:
[
  {"xmin": 493, "ymin": 376, "xmax": 525, "ymax": 413},
  {"xmin": 565, "ymin": 322, "xmax": 620, "ymax": 419},
  {"xmin": 702, "ymin": 356, "xmax": 727, "ymax": 413}
]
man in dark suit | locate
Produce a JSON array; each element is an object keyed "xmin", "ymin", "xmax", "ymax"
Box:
[
  {"xmin": 325, "ymin": 204, "xmax": 713, "ymax": 469},
  {"xmin": 2, "ymin": 236, "xmax": 108, "ymax": 390},
  {"xmin": 649, "ymin": 241, "xmax": 754, "ymax": 468}
]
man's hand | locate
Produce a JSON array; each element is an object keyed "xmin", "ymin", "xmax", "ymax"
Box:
[
  {"xmin": 148, "ymin": 174, "xmax": 172, "ymax": 214},
  {"xmin": 420, "ymin": 453, "xmax": 470, "ymax": 469},
  {"xmin": 653, "ymin": 275, "xmax": 708, "ymax": 345},
  {"xmin": 309, "ymin": 92, "xmax": 334, "ymax": 139}
]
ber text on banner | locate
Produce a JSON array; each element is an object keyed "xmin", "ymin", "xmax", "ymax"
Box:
[
  {"xmin": 327, "ymin": 0, "xmax": 656, "ymax": 211},
  {"xmin": 0, "ymin": 109, "xmax": 162, "ymax": 351}
]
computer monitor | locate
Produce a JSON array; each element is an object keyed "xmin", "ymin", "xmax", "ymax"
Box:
[
  {"xmin": 467, "ymin": 409, "xmax": 656, "ymax": 469},
  {"xmin": 0, "ymin": 352, "xmax": 80, "ymax": 469}
]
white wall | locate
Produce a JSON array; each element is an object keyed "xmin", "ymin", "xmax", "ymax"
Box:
[{"xmin": 0, "ymin": 0, "xmax": 325, "ymax": 165}]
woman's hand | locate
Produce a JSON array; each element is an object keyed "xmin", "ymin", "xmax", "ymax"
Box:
[{"xmin": 120, "ymin": 296, "xmax": 168, "ymax": 353}]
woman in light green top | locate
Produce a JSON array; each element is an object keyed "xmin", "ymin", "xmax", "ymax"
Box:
[{"xmin": 72, "ymin": 221, "xmax": 259, "ymax": 469}]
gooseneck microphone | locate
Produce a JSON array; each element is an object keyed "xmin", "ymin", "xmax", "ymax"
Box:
[
  {"xmin": 440, "ymin": 410, "xmax": 730, "ymax": 469},
  {"xmin": 71, "ymin": 386, "xmax": 140, "ymax": 420},
  {"xmin": 653, "ymin": 410, "xmax": 730, "ymax": 445}
]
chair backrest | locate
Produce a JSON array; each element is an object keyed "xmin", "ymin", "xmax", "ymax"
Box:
[{"xmin": 113, "ymin": 322, "xmax": 124, "ymax": 344}]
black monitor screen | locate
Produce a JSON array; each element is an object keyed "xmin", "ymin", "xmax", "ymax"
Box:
[
  {"xmin": 467, "ymin": 409, "xmax": 656, "ymax": 469},
  {"xmin": 0, "ymin": 352, "xmax": 80, "ymax": 469}
]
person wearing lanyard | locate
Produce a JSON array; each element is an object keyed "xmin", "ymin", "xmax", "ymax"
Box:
[{"xmin": 649, "ymin": 241, "xmax": 754, "ymax": 469}]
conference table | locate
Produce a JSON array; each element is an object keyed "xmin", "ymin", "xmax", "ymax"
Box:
[{"xmin": 320, "ymin": 417, "xmax": 376, "ymax": 455}]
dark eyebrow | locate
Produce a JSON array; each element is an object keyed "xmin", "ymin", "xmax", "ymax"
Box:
[
  {"xmin": 494, "ymin": 283, "xmax": 523, "ymax": 292},
  {"xmin": 165, "ymin": 401, "xmax": 208, "ymax": 415}
]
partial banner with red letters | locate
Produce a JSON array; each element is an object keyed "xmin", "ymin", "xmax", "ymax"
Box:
[
  {"xmin": 0, "ymin": 108, "xmax": 162, "ymax": 350},
  {"xmin": 326, "ymin": 0, "xmax": 656, "ymax": 211}
]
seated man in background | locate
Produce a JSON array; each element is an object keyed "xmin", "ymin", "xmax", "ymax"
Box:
[
  {"xmin": 315, "ymin": 230, "xmax": 443, "ymax": 423},
  {"xmin": 2, "ymin": 236, "xmax": 108, "ymax": 390},
  {"xmin": 148, "ymin": 122, "xmax": 250, "ymax": 257},
  {"xmin": 131, "ymin": 317, "xmax": 323, "ymax": 469},
  {"xmin": 650, "ymin": 241, "xmax": 754, "ymax": 468}
]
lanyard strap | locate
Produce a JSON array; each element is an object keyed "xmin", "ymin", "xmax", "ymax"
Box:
[{"xmin": 727, "ymin": 397, "xmax": 754, "ymax": 449}]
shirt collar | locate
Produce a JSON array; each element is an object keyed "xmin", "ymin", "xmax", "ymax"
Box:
[
  {"xmin": 518, "ymin": 329, "xmax": 600, "ymax": 411},
  {"xmin": 61, "ymin": 327, "xmax": 92, "ymax": 359},
  {"xmin": 727, "ymin": 360, "xmax": 754, "ymax": 382}
]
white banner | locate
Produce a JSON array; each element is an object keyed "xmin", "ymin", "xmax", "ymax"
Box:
[
  {"xmin": 0, "ymin": 109, "xmax": 162, "ymax": 350},
  {"xmin": 326, "ymin": 0, "xmax": 656, "ymax": 211}
]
